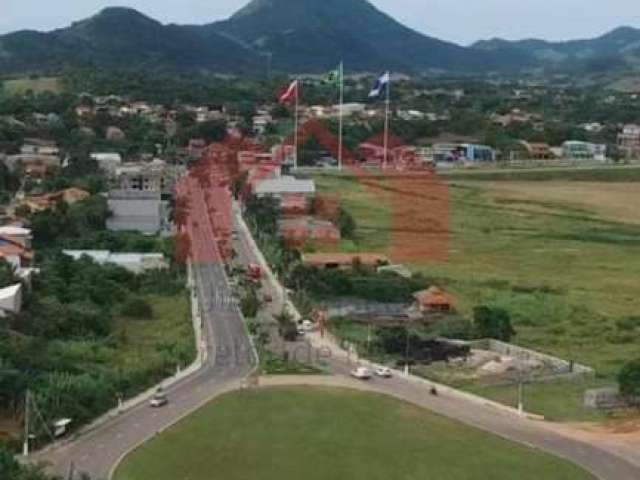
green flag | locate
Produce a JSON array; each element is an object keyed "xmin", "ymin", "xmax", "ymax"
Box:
[{"xmin": 324, "ymin": 65, "xmax": 342, "ymax": 86}]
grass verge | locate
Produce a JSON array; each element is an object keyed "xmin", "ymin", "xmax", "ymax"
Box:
[{"xmin": 114, "ymin": 386, "xmax": 595, "ymax": 480}]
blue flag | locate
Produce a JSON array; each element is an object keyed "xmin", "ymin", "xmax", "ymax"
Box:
[{"xmin": 369, "ymin": 72, "xmax": 390, "ymax": 98}]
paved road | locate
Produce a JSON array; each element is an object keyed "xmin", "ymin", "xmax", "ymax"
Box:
[
  {"xmin": 33, "ymin": 173, "xmax": 255, "ymax": 479},
  {"xmin": 232, "ymin": 205, "xmax": 640, "ymax": 480}
]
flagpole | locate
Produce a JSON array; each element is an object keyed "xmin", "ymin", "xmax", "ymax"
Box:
[
  {"xmin": 338, "ymin": 61, "xmax": 344, "ymax": 170},
  {"xmin": 383, "ymin": 72, "xmax": 390, "ymax": 170},
  {"xmin": 294, "ymin": 78, "xmax": 299, "ymax": 171}
]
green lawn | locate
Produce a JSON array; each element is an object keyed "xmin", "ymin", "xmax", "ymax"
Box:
[
  {"xmin": 113, "ymin": 294, "xmax": 196, "ymax": 378},
  {"xmin": 114, "ymin": 387, "xmax": 594, "ymax": 480},
  {"xmin": 3, "ymin": 76, "xmax": 63, "ymax": 95},
  {"xmin": 315, "ymin": 172, "xmax": 640, "ymax": 379}
]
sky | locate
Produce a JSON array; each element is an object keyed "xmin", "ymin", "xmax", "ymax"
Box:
[{"xmin": 0, "ymin": 0, "xmax": 639, "ymax": 45}]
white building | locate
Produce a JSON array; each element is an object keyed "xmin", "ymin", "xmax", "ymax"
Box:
[
  {"xmin": 0, "ymin": 283, "xmax": 22, "ymax": 317},
  {"xmin": 91, "ymin": 152, "xmax": 123, "ymax": 174},
  {"xmin": 0, "ymin": 226, "xmax": 32, "ymax": 248},
  {"xmin": 106, "ymin": 190, "xmax": 166, "ymax": 234},
  {"xmin": 254, "ymin": 176, "xmax": 316, "ymax": 198}
]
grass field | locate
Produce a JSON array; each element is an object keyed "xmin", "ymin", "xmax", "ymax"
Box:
[
  {"xmin": 315, "ymin": 170, "xmax": 640, "ymax": 380},
  {"xmin": 3, "ymin": 76, "xmax": 63, "ymax": 95},
  {"xmin": 114, "ymin": 387, "xmax": 594, "ymax": 480},
  {"xmin": 113, "ymin": 294, "xmax": 195, "ymax": 376}
]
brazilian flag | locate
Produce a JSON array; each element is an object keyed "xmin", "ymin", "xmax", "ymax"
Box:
[{"xmin": 324, "ymin": 65, "xmax": 342, "ymax": 86}]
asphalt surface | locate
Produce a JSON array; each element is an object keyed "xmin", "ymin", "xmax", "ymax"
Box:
[{"xmin": 33, "ymin": 173, "xmax": 255, "ymax": 479}]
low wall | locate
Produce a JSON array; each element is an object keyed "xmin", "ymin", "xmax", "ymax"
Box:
[{"xmin": 469, "ymin": 339, "xmax": 594, "ymax": 377}]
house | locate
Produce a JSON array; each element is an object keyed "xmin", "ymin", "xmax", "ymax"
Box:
[
  {"xmin": 302, "ymin": 253, "xmax": 389, "ymax": 270},
  {"xmin": 0, "ymin": 235, "xmax": 33, "ymax": 269},
  {"xmin": 106, "ymin": 190, "xmax": 165, "ymax": 234},
  {"xmin": 4, "ymin": 154, "xmax": 62, "ymax": 174},
  {"xmin": 114, "ymin": 160, "xmax": 185, "ymax": 195},
  {"xmin": 492, "ymin": 110, "xmax": 532, "ymax": 127},
  {"xmin": 254, "ymin": 176, "xmax": 316, "ymax": 198},
  {"xmin": 252, "ymin": 113, "xmax": 272, "ymax": 135},
  {"xmin": 562, "ymin": 141, "xmax": 607, "ymax": 161},
  {"xmin": 188, "ymin": 139, "xmax": 207, "ymax": 159},
  {"xmin": 278, "ymin": 217, "xmax": 341, "ymax": 249},
  {"xmin": 280, "ymin": 195, "xmax": 309, "ymax": 216},
  {"xmin": 106, "ymin": 126, "xmax": 126, "ymax": 142},
  {"xmin": 513, "ymin": 141, "xmax": 555, "ymax": 160},
  {"xmin": 0, "ymin": 283, "xmax": 23, "ymax": 317},
  {"xmin": 63, "ymin": 250, "xmax": 168, "ymax": 273},
  {"xmin": 20, "ymin": 138, "xmax": 59, "ymax": 156},
  {"xmin": 581, "ymin": 122, "xmax": 604, "ymax": 133},
  {"xmin": 413, "ymin": 287, "xmax": 455, "ymax": 313},
  {"xmin": 432, "ymin": 143, "xmax": 496, "ymax": 164},
  {"xmin": 22, "ymin": 188, "xmax": 90, "ymax": 213},
  {"xmin": 91, "ymin": 152, "xmax": 123, "ymax": 174},
  {"xmin": 618, "ymin": 124, "xmax": 640, "ymax": 159},
  {"xmin": 0, "ymin": 226, "xmax": 32, "ymax": 248}
]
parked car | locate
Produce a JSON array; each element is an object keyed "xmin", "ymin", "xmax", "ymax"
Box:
[
  {"xmin": 150, "ymin": 390, "xmax": 168, "ymax": 408},
  {"xmin": 300, "ymin": 320, "xmax": 315, "ymax": 332},
  {"xmin": 374, "ymin": 366, "xmax": 393, "ymax": 378},
  {"xmin": 350, "ymin": 367, "xmax": 372, "ymax": 380}
]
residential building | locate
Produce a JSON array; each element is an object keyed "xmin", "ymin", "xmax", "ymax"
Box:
[
  {"xmin": 63, "ymin": 250, "xmax": 168, "ymax": 273},
  {"xmin": 413, "ymin": 287, "xmax": 455, "ymax": 313},
  {"xmin": 22, "ymin": 188, "xmax": 90, "ymax": 213},
  {"xmin": 432, "ymin": 143, "xmax": 496, "ymax": 164},
  {"xmin": 562, "ymin": 141, "xmax": 607, "ymax": 161},
  {"xmin": 0, "ymin": 235, "xmax": 33, "ymax": 270},
  {"xmin": 302, "ymin": 253, "xmax": 389, "ymax": 270},
  {"xmin": 114, "ymin": 160, "xmax": 185, "ymax": 195},
  {"xmin": 0, "ymin": 283, "xmax": 22, "ymax": 317},
  {"xmin": 4, "ymin": 153, "xmax": 61, "ymax": 174},
  {"xmin": 20, "ymin": 138, "xmax": 59, "ymax": 156},
  {"xmin": 512, "ymin": 141, "xmax": 556, "ymax": 160},
  {"xmin": 280, "ymin": 195, "xmax": 310, "ymax": 216},
  {"xmin": 106, "ymin": 126, "xmax": 126, "ymax": 142},
  {"xmin": 278, "ymin": 217, "xmax": 341, "ymax": 249},
  {"xmin": 252, "ymin": 113, "xmax": 272, "ymax": 135},
  {"xmin": 254, "ymin": 176, "xmax": 316, "ymax": 198},
  {"xmin": 618, "ymin": 124, "xmax": 640, "ymax": 159},
  {"xmin": 0, "ymin": 226, "xmax": 32, "ymax": 248},
  {"xmin": 106, "ymin": 190, "xmax": 165, "ymax": 234},
  {"xmin": 91, "ymin": 152, "xmax": 123, "ymax": 174}
]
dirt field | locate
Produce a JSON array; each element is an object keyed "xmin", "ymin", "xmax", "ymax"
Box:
[{"xmin": 480, "ymin": 181, "xmax": 640, "ymax": 225}]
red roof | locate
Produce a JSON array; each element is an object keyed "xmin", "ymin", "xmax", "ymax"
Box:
[{"xmin": 414, "ymin": 287, "xmax": 455, "ymax": 308}]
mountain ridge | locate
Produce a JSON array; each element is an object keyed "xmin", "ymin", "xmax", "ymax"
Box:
[{"xmin": 0, "ymin": 1, "xmax": 638, "ymax": 76}]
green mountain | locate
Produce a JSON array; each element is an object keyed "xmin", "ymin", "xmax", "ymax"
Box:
[
  {"xmin": 0, "ymin": 7, "xmax": 260, "ymax": 74},
  {"xmin": 205, "ymin": 0, "xmax": 528, "ymax": 73},
  {"xmin": 0, "ymin": 1, "xmax": 637, "ymax": 76},
  {"xmin": 473, "ymin": 26, "xmax": 640, "ymax": 71}
]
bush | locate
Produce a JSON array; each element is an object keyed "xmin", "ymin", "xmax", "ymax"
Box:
[
  {"xmin": 618, "ymin": 359, "xmax": 640, "ymax": 405},
  {"xmin": 473, "ymin": 306, "xmax": 515, "ymax": 342},
  {"xmin": 121, "ymin": 297, "xmax": 153, "ymax": 319}
]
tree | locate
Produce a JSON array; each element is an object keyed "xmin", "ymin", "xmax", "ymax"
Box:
[
  {"xmin": 121, "ymin": 297, "xmax": 153, "ymax": 319},
  {"xmin": 473, "ymin": 306, "xmax": 515, "ymax": 342},
  {"xmin": 618, "ymin": 359, "xmax": 640, "ymax": 406}
]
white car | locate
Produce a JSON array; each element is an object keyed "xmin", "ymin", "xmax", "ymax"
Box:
[
  {"xmin": 150, "ymin": 391, "xmax": 168, "ymax": 408},
  {"xmin": 374, "ymin": 366, "xmax": 393, "ymax": 378},
  {"xmin": 350, "ymin": 367, "xmax": 372, "ymax": 380}
]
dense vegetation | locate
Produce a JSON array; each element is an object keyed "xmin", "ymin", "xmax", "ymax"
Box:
[{"xmin": 0, "ymin": 253, "xmax": 189, "ymax": 447}]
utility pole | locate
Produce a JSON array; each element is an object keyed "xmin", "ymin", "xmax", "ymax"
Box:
[
  {"xmin": 22, "ymin": 390, "xmax": 29, "ymax": 456},
  {"xmin": 404, "ymin": 324, "xmax": 411, "ymax": 376}
]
